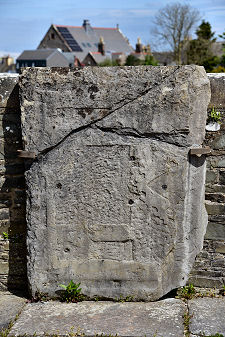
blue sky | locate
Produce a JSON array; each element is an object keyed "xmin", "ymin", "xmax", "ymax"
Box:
[{"xmin": 0, "ymin": 0, "xmax": 225, "ymax": 59}]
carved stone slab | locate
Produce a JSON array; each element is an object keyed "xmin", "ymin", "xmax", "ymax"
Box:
[{"xmin": 20, "ymin": 66, "xmax": 210, "ymax": 300}]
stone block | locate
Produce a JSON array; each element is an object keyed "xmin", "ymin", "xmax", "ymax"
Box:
[
  {"xmin": 205, "ymin": 184, "xmax": 225, "ymax": 193},
  {"xmin": 208, "ymin": 73, "xmax": 225, "ymax": 108},
  {"xmin": 205, "ymin": 192, "xmax": 225, "ymax": 203},
  {"xmin": 20, "ymin": 66, "xmax": 210, "ymax": 300},
  {"xmin": 0, "ymin": 74, "xmax": 19, "ymax": 109},
  {"xmin": 205, "ymin": 222, "xmax": 225, "ymax": 240},
  {"xmin": 219, "ymin": 170, "xmax": 225, "ymax": 184},
  {"xmin": 9, "ymin": 299, "xmax": 186, "ymax": 337},
  {"xmin": 217, "ymin": 159, "xmax": 225, "ymax": 168},
  {"xmin": 0, "ymin": 292, "xmax": 26, "ymax": 331},
  {"xmin": 188, "ymin": 275, "xmax": 224, "ymax": 288},
  {"xmin": 205, "ymin": 170, "xmax": 217, "ymax": 184},
  {"xmin": 212, "ymin": 133, "xmax": 225, "ymax": 150},
  {"xmin": 205, "ymin": 200, "xmax": 225, "ymax": 215},
  {"xmin": 0, "ymin": 261, "xmax": 9, "ymax": 275},
  {"xmin": 215, "ymin": 242, "xmax": 225, "ymax": 253},
  {"xmin": 189, "ymin": 298, "xmax": 225, "ymax": 336}
]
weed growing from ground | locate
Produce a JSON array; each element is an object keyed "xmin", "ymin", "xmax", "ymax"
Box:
[
  {"xmin": 59, "ymin": 280, "xmax": 85, "ymax": 303},
  {"xmin": 177, "ymin": 284, "xmax": 196, "ymax": 300}
]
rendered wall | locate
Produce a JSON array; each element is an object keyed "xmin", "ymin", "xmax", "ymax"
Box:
[{"xmin": 20, "ymin": 66, "xmax": 209, "ymax": 300}]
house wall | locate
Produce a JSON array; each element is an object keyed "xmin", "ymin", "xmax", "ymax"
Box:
[
  {"xmin": 0, "ymin": 70, "xmax": 224, "ymax": 295},
  {"xmin": 38, "ymin": 25, "xmax": 70, "ymax": 52},
  {"xmin": 47, "ymin": 53, "xmax": 69, "ymax": 67}
]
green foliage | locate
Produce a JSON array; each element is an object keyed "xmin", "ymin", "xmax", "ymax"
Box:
[
  {"xmin": 142, "ymin": 55, "xmax": 158, "ymax": 66},
  {"xmin": 187, "ymin": 21, "xmax": 219, "ymax": 71},
  {"xmin": 211, "ymin": 65, "xmax": 225, "ymax": 73},
  {"xmin": 125, "ymin": 54, "xmax": 158, "ymax": 66},
  {"xmin": 208, "ymin": 106, "xmax": 221, "ymax": 124},
  {"xmin": 196, "ymin": 20, "xmax": 216, "ymax": 41},
  {"xmin": 98, "ymin": 58, "xmax": 119, "ymax": 67},
  {"xmin": 114, "ymin": 295, "xmax": 134, "ymax": 302},
  {"xmin": 178, "ymin": 284, "xmax": 196, "ymax": 299},
  {"xmin": 59, "ymin": 280, "xmax": 85, "ymax": 303},
  {"xmin": 202, "ymin": 56, "xmax": 220, "ymax": 72},
  {"xmin": 125, "ymin": 55, "xmax": 142, "ymax": 66},
  {"xmin": 2, "ymin": 232, "xmax": 9, "ymax": 240}
]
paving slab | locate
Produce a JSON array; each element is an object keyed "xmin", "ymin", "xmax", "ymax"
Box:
[
  {"xmin": 0, "ymin": 291, "xmax": 27, "ymax": 331},
  {"xmin": 9, "ymin": 299, "xmax": 186, "ymax": 337},
  {"xmin": 189, "ymin": 297, "xmax": 225, "ymax": 336}
]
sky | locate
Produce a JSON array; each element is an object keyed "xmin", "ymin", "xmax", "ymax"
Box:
[{"xmin": 0, "ymin": 0, "xmax": 225, "ymax": 59}]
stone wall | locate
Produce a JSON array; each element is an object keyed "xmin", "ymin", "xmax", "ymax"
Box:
[
  {"xmin": 0, "ymin": 74, "xmax": 27, "ymax": 293},
  {"xmin": 0, "ymin": 70, "xmax": 224, "ymax": 296},
  {"xmin": 189, "ymin": 73, "xmax": 225, "ymax": 288}
]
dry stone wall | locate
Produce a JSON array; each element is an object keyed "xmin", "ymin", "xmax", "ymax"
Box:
[
  {"xmin": 189, "ymin": 73, "xmax": 225, "ymax": 288},
  {"xmin": 0, "ymin": 74, "xmax": 27, "ymax": 292},
  {"xmin": 20, "ymin": 66, "xmax": 210, "ymax": 300}
]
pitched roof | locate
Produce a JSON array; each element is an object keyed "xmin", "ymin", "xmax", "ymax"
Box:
[
  {"xmin": 87, "ymin": 52, "xmax": 109, "ymax": 64},
  {"xmin": 54, "ymin": 21, "xmax": 134, "ymax": 62},
  {"xmin": 17, "ymin": 49, "xmax": 60, "ymax": 60}
]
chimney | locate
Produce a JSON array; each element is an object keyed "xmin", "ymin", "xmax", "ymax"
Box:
[
  {"xmin": 135, "ymin": 37, "xmax": 143, "ymax": 53},
  {"xmin": 98, "ymin": 36, "xmax": 105, "ymax": 55},
  {"xmin": 83, "ymin": 19, "xmax": 91, "ymax": 32}
]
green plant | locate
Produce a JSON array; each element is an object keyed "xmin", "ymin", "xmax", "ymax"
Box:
[
  {"xmin": 209, "ymin": 106, "xmax": 221, "ymax": 124},
  {"xmin": 59, "ymin": 280, "xmax": 85, "ymax": 303},
  {"xmin": 114, "ymin": 295, "xmax": 134, "ymax": 302},
  {"xmin": 183, "ymin": 312, "xmax": 192, "ymax": 337},
  {"xmin": 178, "ymin": 284, "xmax": 196, "ymax": 299},
  {"xmin": 2, "ymin": 232, "xmax": 9, "ymax": 240}
]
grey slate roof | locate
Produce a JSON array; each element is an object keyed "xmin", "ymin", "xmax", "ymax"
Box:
[
  {"xmin": 55, "ymin": 23, "xmax": 134, "ymax": 62},
  {"xmin": 17, "ymin": 49, "xmax": 59, "ymax": 60}
]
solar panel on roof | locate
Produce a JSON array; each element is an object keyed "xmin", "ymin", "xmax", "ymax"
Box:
[{"xmin": 57, "ymin": 27, "xmax": 83, "ymax": 52}]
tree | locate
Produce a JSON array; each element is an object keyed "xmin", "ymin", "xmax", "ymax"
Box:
[
  {"xmin": 186, "ymin": 20, "xmax": 219, "ymax": 71},
  {"xmin": 153, "ymin": 2, "xmax": 200, "ymax": 64}
]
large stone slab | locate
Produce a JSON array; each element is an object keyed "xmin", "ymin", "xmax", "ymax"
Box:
[
  {"xmin": 19, "ymin": 66, "xmax": 210, "ymax": 300},
  {"xmin": 0, "ymin": 291, "xmax": 26, "ymax": 331},
  {"xmin": 9, "ymin": 299, "xmax": 186, "ymax": 337},
  {"xmin": 189, "ymin": 298, "xmax": 225, "ymax": 336}
]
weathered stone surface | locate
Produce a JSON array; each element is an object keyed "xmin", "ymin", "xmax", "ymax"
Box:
[
  {"xmin": 20, "ymin": 66, "xmax": 210, "ymax": 300},
  {"xmin": 9, "ymin": 299, "xmax": 186, "ymax": 337},
  {"xmin": 189, "ymin": 298, "xmax": 225, "ymax": 336},
  {"xmin": 0, "ymin": 291, "xmax": 26, "ymax": 331},
  {"xmin": 0, "ymin": 74, "xmax": 19, "ymax": 109},
  {"xmin": 205, "ymin": 222, "xmax": 225, "ymax": 240}
]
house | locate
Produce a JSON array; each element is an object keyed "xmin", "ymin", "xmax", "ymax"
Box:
[
  {"xmin": 0, "ymin": 55, "xmax": 16, "ymax": 73},
  {"xmin": 16, "ymin": 48, "xmax": 81, "ymax": 71},
  {"xmin": 38, "ymin": 20, "xmax": 134, "ymax": 64}
]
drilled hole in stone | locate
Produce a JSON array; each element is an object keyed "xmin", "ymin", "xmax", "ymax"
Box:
[
  {"xmin": 53, "ymin": 126, "xmax": 55, "ymax": 129},
  {"xmin": 162, "ymin": 185, "xmax": 167, "ymax": 190},
  {"xmin": 130, "ymin": 156, "xmax": 135, "ymax": 161},
  {"xmin": 128, "ymin": 199, "xmax": 134, "ymax": 205},
  {"xmin": 64, "ymin": 248, "xmax": 70, "ymax": 252},
  {"xmin": 56, "ymin": 183, "xmax": 62, "ymax": 189}
]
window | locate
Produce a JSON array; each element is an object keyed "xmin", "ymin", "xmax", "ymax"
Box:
[
  {"xmin": 87, "ymin": 43, "xmax": 91, "ymax": 47},
  {"xmin": 81, "ymin": 43, "xmax": 87, "ymax": 47},
  {"xmin": 51, "ymin": 33, "xmax": 55, "ymax": 39}
]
